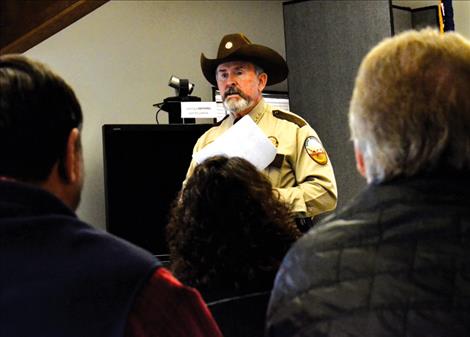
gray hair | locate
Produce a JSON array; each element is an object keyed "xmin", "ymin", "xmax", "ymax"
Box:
[
  {"xmin": 254, "ymin": 64, "xmax": 264, "ymax": 76},
  {"xmin": 349, "ymin": 29, "xmax": 470, "ymax": 183}
]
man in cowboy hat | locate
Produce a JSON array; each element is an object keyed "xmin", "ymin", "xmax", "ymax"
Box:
[{"xmin": 185, "ymin": 33, "xmax": 337, "ymax": 229}]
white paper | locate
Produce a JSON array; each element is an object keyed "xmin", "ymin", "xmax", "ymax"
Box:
[
  {"xmin": 181, "ymin": 101, "xmax": 226, "ymax": 119},
  {"xmin": 193, "ymin": 115, "xmax": 276, "ymax": 170}
]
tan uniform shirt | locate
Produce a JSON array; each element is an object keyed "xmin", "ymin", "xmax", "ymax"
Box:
[{"xmin": 185, "ymin": 99, "xmax": 337, "ymax": 218}]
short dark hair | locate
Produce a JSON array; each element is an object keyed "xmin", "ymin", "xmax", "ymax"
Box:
[
  {"xmin": 166, "ymin": 156, "xmax": 301, "ymax": 291},
  {"xmin": 0, "ymin": 55, "xmax": 82, "ymax": 182}
]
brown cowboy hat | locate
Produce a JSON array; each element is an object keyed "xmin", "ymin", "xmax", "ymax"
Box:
[{"xmin": 201, "ymin": 33, "xmax": 288, "ymax": 87}]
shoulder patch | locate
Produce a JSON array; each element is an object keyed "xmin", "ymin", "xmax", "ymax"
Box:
[
  {"xmin": 304, "ymin": 136, "xmax": 328, "ymax": 165},
  {"xmin": 272, "ymin": 110, "xmax": 306, "ymax": 127}
]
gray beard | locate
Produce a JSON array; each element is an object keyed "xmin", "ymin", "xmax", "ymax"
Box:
[{"xmin": 223, "ymin": 96, "xmax": 252, "ymax": 116}]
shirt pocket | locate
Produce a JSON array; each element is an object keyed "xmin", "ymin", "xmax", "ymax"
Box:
[{"xmin": 264, "ymin": 153, "xmax": 285, "ymax": 187}]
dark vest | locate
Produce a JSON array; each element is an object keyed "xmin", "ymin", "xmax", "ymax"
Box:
[{"xmin": 0, "ymin": 181, "xmax": 161, "ymax": 337}]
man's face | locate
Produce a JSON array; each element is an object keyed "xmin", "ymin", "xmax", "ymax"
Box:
[
  {"xmin": 67, "ymin": 130, "xmax": 85, "ymax": 211},
  {"xmin": 71, "ymin": 149, "xmax": 85, "ymax": 211},
  {"xmin": 216, "ymin": 61, "xmax": 267, "ymax": 117}
]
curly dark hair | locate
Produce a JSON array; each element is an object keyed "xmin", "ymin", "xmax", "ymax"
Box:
[{"xmin": 166, "ymin": 156, "xmax": 301, "ymax": 291}]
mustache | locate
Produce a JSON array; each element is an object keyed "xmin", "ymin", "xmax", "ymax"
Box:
[{"xmin": 223, "ymin": 87, "xmax": 246, "ymax": 99}]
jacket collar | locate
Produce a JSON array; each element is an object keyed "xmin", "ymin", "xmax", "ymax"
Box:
[{"xmin": 0, "ymin": 180, "xmax": 76, "ymax": 218}]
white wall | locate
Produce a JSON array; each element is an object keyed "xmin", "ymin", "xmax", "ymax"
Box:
[
  {"xmin": 23, "ymin": 0, "xmax": 469, "ymax": 231},
  {"xmin": 25, "ymin": 0, "xmax": 286, "ymax": 230},
  {"xmin": 393, "ymin": 0, "xmax": 470, "ymax": 39},
  {"xmin": 453, "ymin": 1, "xmax": 470, "ymax": 39}
]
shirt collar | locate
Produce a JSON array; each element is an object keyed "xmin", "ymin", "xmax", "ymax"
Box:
[
  {"xmin": 248, "ymin": 98, "xmax": 267, "ymax": 124},
  {"xmin": 229, "ymin": 98, "xmax": 267, "ymax": 125}
]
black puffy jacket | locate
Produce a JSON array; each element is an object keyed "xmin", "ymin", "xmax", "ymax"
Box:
[{"xmin": 266, "ymin": 173, "xmax": 470, "ymax": 337}]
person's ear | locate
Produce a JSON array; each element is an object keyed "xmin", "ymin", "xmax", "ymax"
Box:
[
  {"xmin": 258, "ymin": 72, "xmax": 268, "ymax": 92},
  {"xmin": 354, "ymin": 145, "xmax": 367, "ymax": 178},
  {"xmin": 64, "ymin": 128, "xmax": 81, "ymax": 184}
]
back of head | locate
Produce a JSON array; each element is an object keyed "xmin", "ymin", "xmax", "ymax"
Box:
[
  {"xmin": 349, "ymin": 29, "xmax": 470, "ymax": 183},
  {"xmin": 167, "ymin": 156, "xmax": 300, "ymax": 291},
  {"xmin": 0, "ymin": 55, "xmax": 82, "ymax": 183}
]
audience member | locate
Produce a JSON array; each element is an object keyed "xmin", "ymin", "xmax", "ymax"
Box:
[
  {"xmin": 0, "ymin": 54, "xmax": 222, "ymax": 337},
  {"xmin": 266, "ymin": 29, "xmax": 470, "ymax": 337},
  {"xmin": 167, "ymin": 155, "xmax": 301, "ymax": 337}
]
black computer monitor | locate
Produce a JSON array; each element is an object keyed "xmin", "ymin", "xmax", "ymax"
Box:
[{"xmin": 102, "ymin": 124, "xmax": 212, "ymax": 258}]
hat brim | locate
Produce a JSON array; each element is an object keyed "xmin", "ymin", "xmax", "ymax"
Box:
[{"xmin": 201, "ymin": 44, "xmax": 288, "ymax": 87}]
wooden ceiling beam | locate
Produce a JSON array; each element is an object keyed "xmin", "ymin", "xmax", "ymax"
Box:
[{"xmin": 1, "ymin": 0, "xmax": 108, "ymax": 55}]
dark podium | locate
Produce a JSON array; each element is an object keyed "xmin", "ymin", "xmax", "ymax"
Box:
[{"xmin": 102, "ymin": 124, "xmax": 212, "ymax": 260}]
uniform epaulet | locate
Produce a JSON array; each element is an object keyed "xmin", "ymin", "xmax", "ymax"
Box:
[
  {"xmin": 214, "ymin": 114, "xmax": 230, "ymax": 126},
  {"xmin": 272, "ymin": 110, "xmax": 306, "ymax": 127}
]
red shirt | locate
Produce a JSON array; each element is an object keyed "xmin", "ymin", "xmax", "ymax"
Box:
[{"xmin": 125, "ymin": 268, "xmax": 223, "ymax": 337}]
